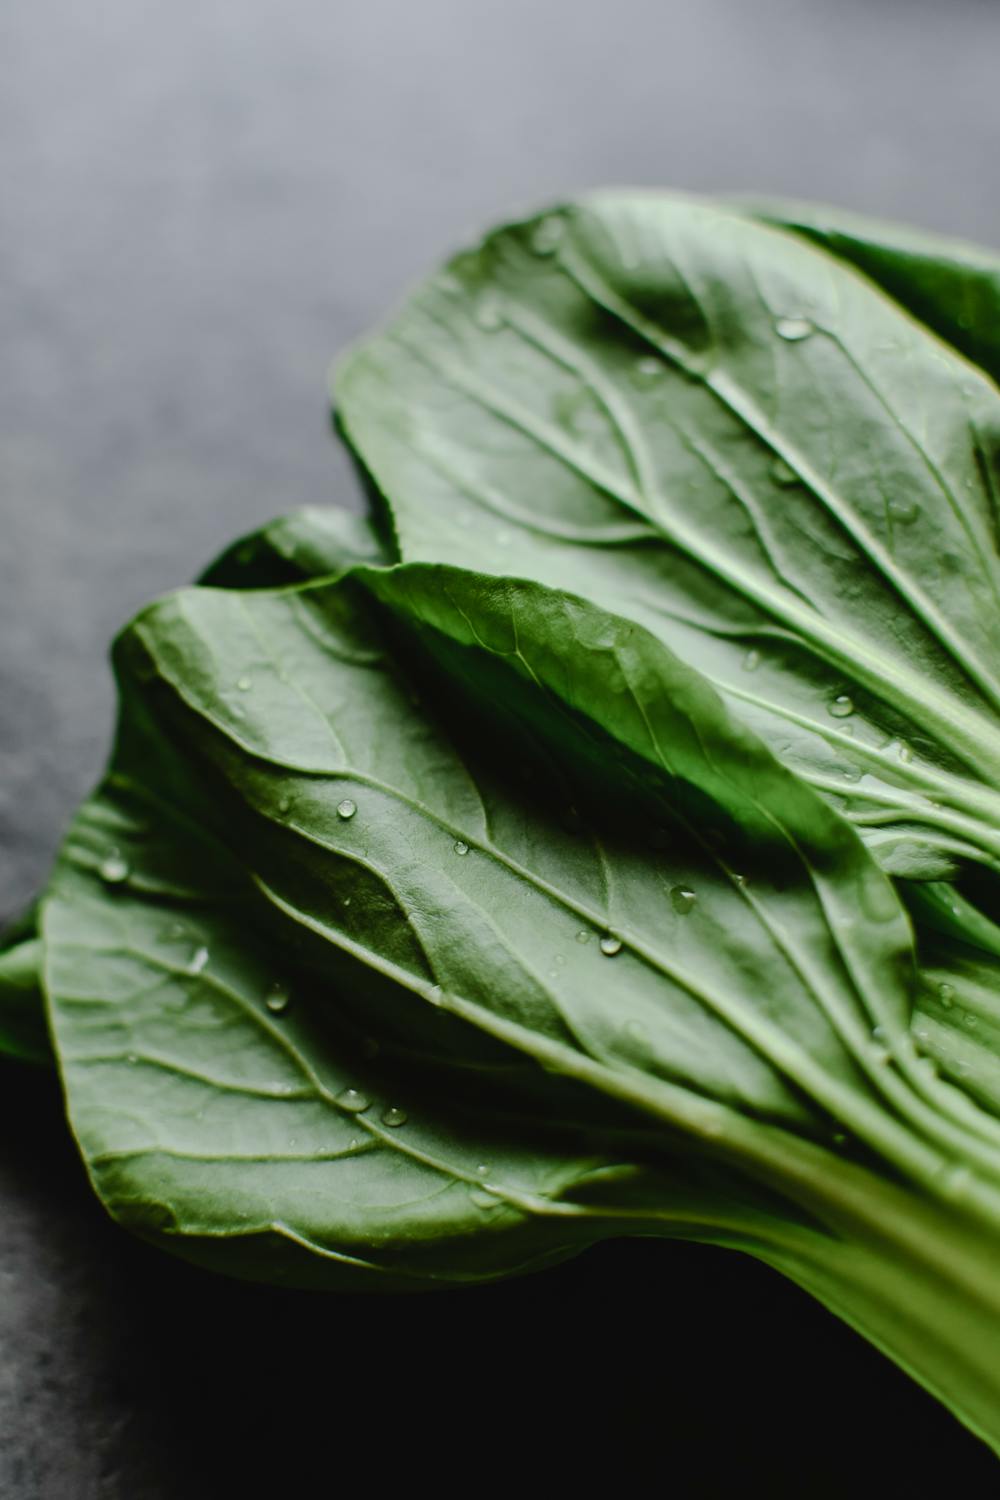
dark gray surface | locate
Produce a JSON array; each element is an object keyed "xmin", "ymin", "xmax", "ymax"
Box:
[{"xmin": 4, "ymin": 1, "xmax": 1000, "ymax": 1492}]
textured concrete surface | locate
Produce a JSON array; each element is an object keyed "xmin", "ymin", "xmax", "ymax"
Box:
[{"xmin": 4, "ymin": 1, "xmax": 1000, "ymax": 1491}]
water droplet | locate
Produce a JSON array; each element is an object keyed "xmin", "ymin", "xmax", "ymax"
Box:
[
  {"xmin": 475, "ymin": 296, "xmax": 503, "ymax": 331},
  {"xmin": 476, "ymin": 1163, "xmax": 490, "ymax": 1176},
  {"xmin": 897, "ymin": 741, "xmax": 913, "ymax": 764},
  {"xmin": 633, "ymin": 356, "xmax": 664, "ymax": 380},
  {"xmin": 347, "ymin": 1137, "xmax": 360, "ymax": 1151},
  {"xmin": 469, "ymin": 1187, "xmax": 501, "ymax": 1209},
  {"xmin": 237, "ymin": 675, "xmax": 252, "ymax": 692},
  {"xmin": 599, "ymin": 933, "xmax": 622, "ymax": 957},
  {"xmin": 265, "ymin": 982, "xmax": 291, "ymax": 1015},
  {"xmin": 337, "ymin": 1087, "xmax": 370, "ymax": 1114},
  {"xmin": 453, "ymin": 840, "xmax": 470, "ymax": 856},
  {"xmin": 770, "ymin": 458, "xmax": 798, "ymax": 486},
  {"xmin": 888, "ymin": 497, "xmax": 917, "ymax": 524},
  {"xmin": 670, "ymin": 885, "xmax": 697, "ymax": 915},
  {"xmin": 337, "ymin": 798, "xmax": 357, "ymax": 820},
  {"xmin": 938, "ymin": 982, "xmax": 955, "ymax": 1009},
  {"xmin": 187, "ymin": 945, "xmax": 209, "ymax": 975},
  {"xmin": 965, "ymin": 1014, "xmax": 979, "ymax": 1030},
  {"xmin": 278, "ymin": 796, "xmax": 292, "ymax": 814},
  {"xmin": 530, "ymin": 216, "xmax": 565, "ymax": 255},
  {"xmin": 126, "ymin": 1052, "xmax": 138, "ymax": 1065},
  {"xmin": 742, "ymin": 649, "xmax": 761, "ymax": 671},
  {"xmin": 99, "ymin": 853, "xmax": 130, "ymax": 884},
  {"xmin": 552, "ymin": 952, "xmax": 566, "ymax": 967},
  {"xmin": 382, "ymin": 1105, "xmax": 407, "ymax": 1128},
  {"xmin": 733, "ymin": 873, "xmax": 749, "ymax": 890},
  {"xmin": 775, "ymin": 316, "xmax": 813, "ymax": 342},
  {"xmin": 828, "ymin": 695, "xmax": 854, "ymax": 719},
  {"xmin": 576, "ymin": 929, "xmax": 591, "ymax": 944}
]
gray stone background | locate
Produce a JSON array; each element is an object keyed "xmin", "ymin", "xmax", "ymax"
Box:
[{"xmin": 3, "ymin": 1, "xmax": 1000, "ymax": 1492}]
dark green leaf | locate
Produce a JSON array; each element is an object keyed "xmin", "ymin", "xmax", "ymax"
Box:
[
  {"xmin": 336, "ymin": 192, "xmax": 1000, "ymax": 886},
  {"xmin": 40, "ymin": 563, "xmax": 1000, "ymax": 1445}
]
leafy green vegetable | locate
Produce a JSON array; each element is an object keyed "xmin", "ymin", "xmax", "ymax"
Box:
[
  {"xmin": 27, "ymin": 556, "xmax": 1000, "ymax": 1446},
  {"xmin": 9, "ymin": 190, "xmax": 1000, "ymax": 1454},
  {"xmin": 336, "ymin": 193, "xmax": 1000, "ymax": 888},
  {"xmin": 0, "ymin": 905, "xmax": 50, "ymax": 1065}
]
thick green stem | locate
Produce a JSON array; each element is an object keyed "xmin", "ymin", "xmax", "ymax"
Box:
[{"xmin": 740, "ymin": 1151, "xmax": 1000, "ymax": 1454}]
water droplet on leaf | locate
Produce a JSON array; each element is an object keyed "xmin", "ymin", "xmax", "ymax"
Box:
[
  {"xmin": 633, "ymin": 356, "xmax": 664, "ymax": 381},
  {"xmin": 337, "ymin": 798, "xmax": 357, "ymax": 820},
  {"xmin": 599, "ymin": 934, "xmax": 622, "ymax": 956},
  {"xmin": 775, "ymin": 316, "xmax": 813, "ymax": 342},
  {"xmin": 453, "ymin": 840, "xmax": 470, "ymax": 856},
  {"xmin": 265, "ymin": 982, "xmax": 291, "ymax": 1015},
  {"xmin": 670, "ymin": 885, "xmax": 696, "ymax": 915},
  {"xmin": 337, "ymin": 1087, "xmax": 370, "ymax": 1114},
  {"xmin": 382, "ymin": 1106, "xmax": 407, "ymax": 1128},
  {"xmin": 742, "ymin": 649, "xmax": 761, "ymax": 671},
  {"xmin": 99, "ymin": 853, "xmax": 130, "ymax": 885},
  {"xmin": 187, "ymin": 945, "xmax": 209, "ymax": 975},
  {"xmin": 237, "ymin": 675, "xmax": 252, "ymax": 692},
  {"xmin": 828, "ymin": 695, "xmax": 854, "ymax": 719}
]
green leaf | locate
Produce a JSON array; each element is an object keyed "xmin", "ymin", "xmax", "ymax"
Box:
[
  {"xmin": 739, "ymin": 195, "xmax": 1000, "ymax": 386},
  {"xmin": 201, "ymin": 504, "xmax": 394, "ymax": 589},
  {"xmin": 41, "ymin": 562, "xmax": 1000, "ymax": 1446},
  {"xmin": 336, "ymin": 192, "xmax": 1000, "ymax": 886},
  {"xmin": 0, "ymin": 905, "xmax": 51, "ymax": 1065}
]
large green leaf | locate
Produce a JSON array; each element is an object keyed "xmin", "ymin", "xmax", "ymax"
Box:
[
  {"xmin": 336, "ymin": 192, "xmax": 1000, "ymax": 885},
  {"xmin": 40, "ymin": 562, "xmax": 1000, "ymax": 1446}
]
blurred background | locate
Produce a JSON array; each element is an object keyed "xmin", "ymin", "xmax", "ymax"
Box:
[{"xmin": 4, "ymin": 1, "xmax": 1000, "ymax": 1492}]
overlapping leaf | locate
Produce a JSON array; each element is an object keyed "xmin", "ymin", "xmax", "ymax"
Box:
[{"xmin": 337, "ymin": 192, "xmax": 1000, "ymax": 884}]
